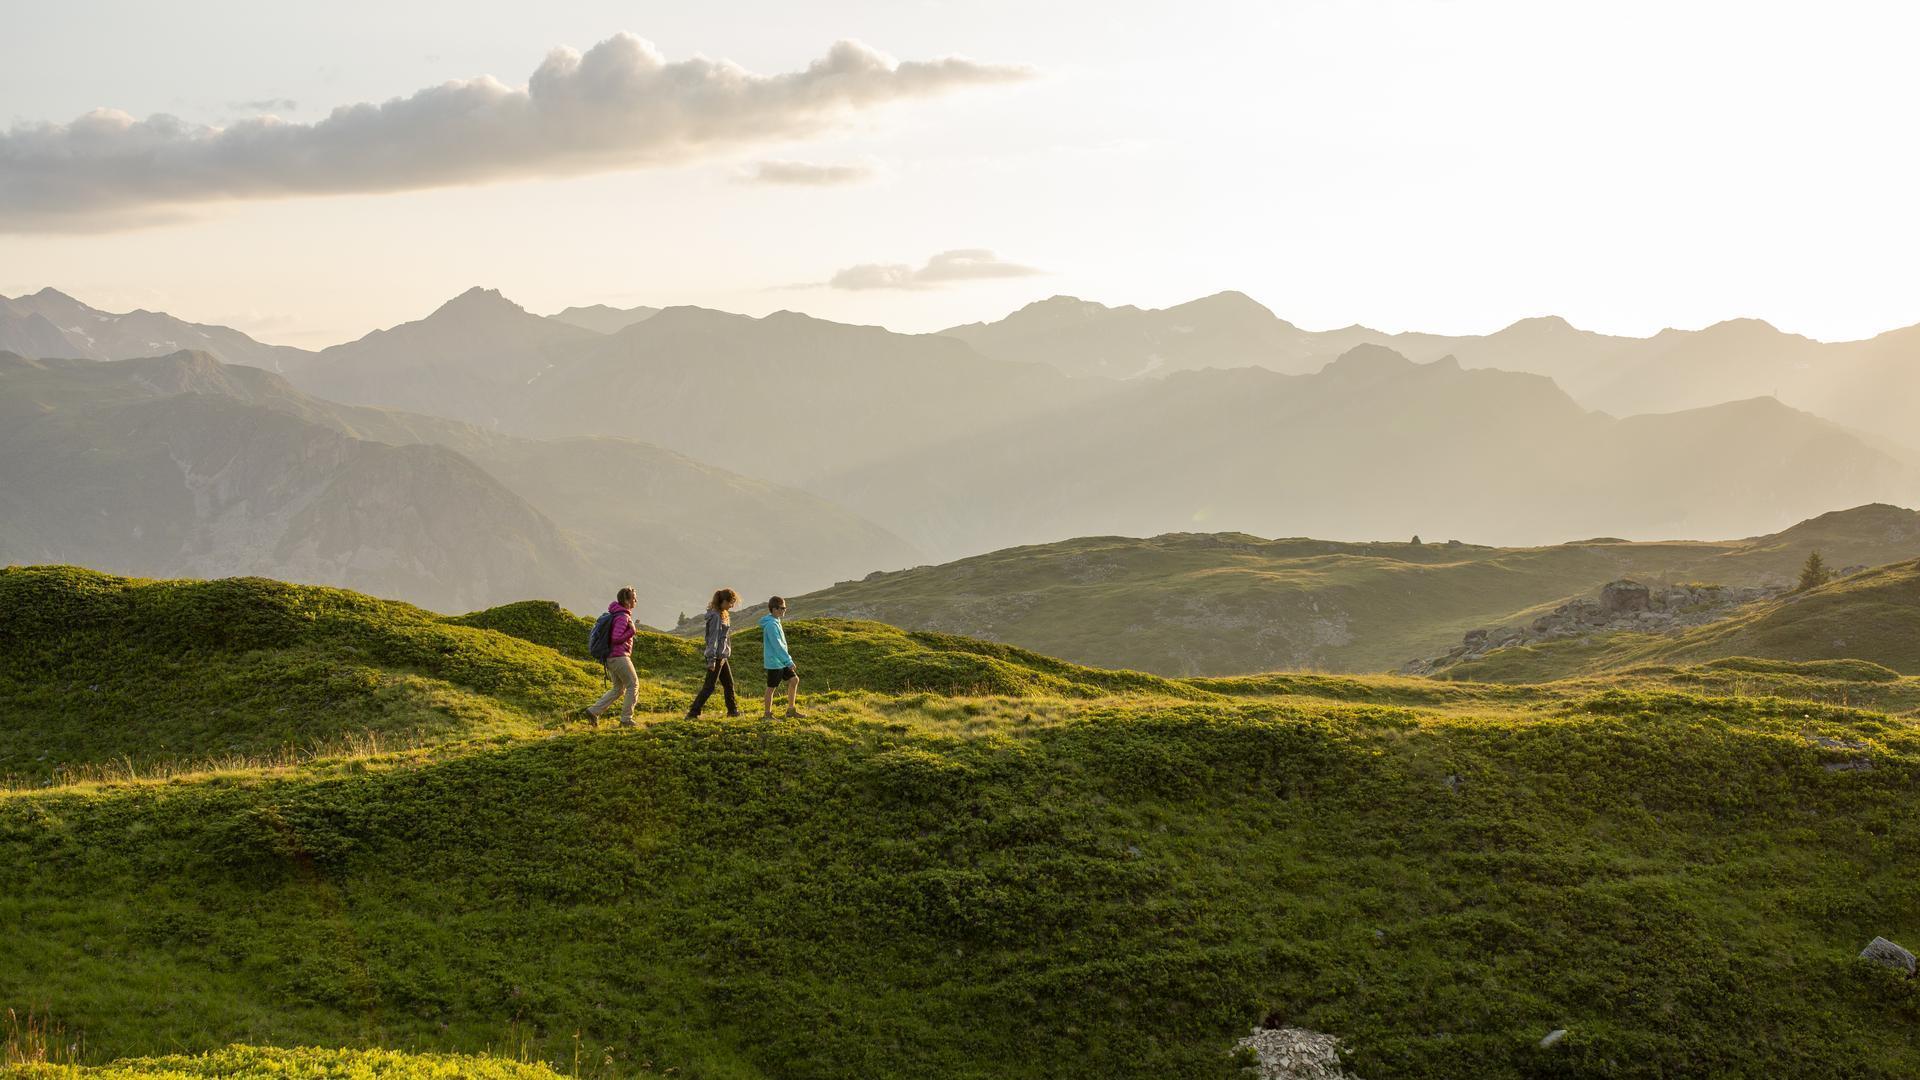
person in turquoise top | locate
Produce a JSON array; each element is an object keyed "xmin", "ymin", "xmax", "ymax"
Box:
[{"xmin": 759, "ymin": 596, "xmax": 804, "ymax": 719}]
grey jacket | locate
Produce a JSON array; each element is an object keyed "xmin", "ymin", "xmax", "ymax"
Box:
[{"xmin": 703, "ymin": 609, "xmax": 732, "ymax": 663}]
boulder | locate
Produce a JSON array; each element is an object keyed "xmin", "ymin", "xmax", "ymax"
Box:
[
  {"xmin": 1859, "ymin": 936, "xmax": 1915, "ymax": 974},
  {"xmin": 1599, "ymin": 580, "xmax": 1652, "ymax": 614}
]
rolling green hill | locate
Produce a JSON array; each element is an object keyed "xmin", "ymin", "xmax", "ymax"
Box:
[
  {"xmin": 0, "ymin": 566, "xmax": 660, "ymax": 784},
  {"xmin": 0, "ymin": 567, "xmax": 1188, "ymax": 784},
  {"xmin": 1438, "ymin": 559, "xmax": 1920, "ymax": 683},
  {"xmin": 4, "ymin": 571, "xmax": 1920, "ymax": 1078},
  {"xmin": 741, "ymin": 504, "xmax": 1920, "ymax": 676}
]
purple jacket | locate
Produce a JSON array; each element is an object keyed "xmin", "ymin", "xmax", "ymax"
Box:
[{"xmin": 607, "ymin": 602, "xmax": 635, "ymax": 658}]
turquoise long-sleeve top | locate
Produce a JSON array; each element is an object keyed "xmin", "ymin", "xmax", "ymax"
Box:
[{"xmin": 760, "ymin": 613, "xmax": 793, "ymax": 669}]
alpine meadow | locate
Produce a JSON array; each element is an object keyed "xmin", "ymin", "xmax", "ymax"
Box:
[{"xmin": 4, "ymin": 4, "xmax": 1920, "ymax": 1079}]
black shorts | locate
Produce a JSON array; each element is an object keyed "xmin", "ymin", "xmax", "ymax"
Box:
[{"xmin": 765, "ymin": 665, "xmax": 796, "ymax": 687}]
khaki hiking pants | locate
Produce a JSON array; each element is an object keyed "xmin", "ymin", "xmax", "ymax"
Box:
[{"xmin": 592, "ymin": 655, "xmax": 639, "ymax": 723}]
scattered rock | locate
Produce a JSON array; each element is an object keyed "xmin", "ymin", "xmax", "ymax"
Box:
[
  {"xmin": 1443, "ymin": 774, "xmax": 1461, "ymax": 793},
  {"xmin": 1236, "ymin": 1027, "xmax": 1357, "ymax": 1079},
  {"xmin": 1539, "ymin": 1028, "xmax": 1567, "ymax": 1049},
  {"xmin": 1860, "ymin": 937, "xmax": 1915, "ymax": 974},
  {"xmin": 1824, "ymin": 760, "xmax": 1873, "ymax": 773},
  {"xmin": 1399, "ymin": 580, "xmax": 1786, "ymax": 675},
  {"xmin": 1807, "ymin": 734, "xmax": 1867, "ymax": 750}
]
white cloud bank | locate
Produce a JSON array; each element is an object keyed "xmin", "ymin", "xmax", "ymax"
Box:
[
  {"xmin": 827, "ymin": 249, "xmax": 1044, "ymax": 290},
  {"xmin": 0, "ymin": 34, "xmax": 1030, "ymax": 233}
]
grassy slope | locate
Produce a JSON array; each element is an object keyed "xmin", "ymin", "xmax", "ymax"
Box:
[
  {"xmin": 3, "ymin": 572, "xmax": 1920, "ymax": 1078},
  {"xmin": 0, "ymin": 569, "xmax": 1189, "ymax": 784},
  {"xmin": 762, "ymin": 505, "xmax": 1920, "ymax": 676},
  {"xmin": 3, "ymin": 1046, "xmax": 568, "ymax": 1079},
  {"xmin": 1442, "ymin": 560, "xmax": 1920, "ymax": 684},
  {"xmin": 3, "ymin": 691, "xmax": 1917, "ymax": 1078},
  {"xmin": 0, "ymin": 568, "xmax": 674, "ymax": 784}
]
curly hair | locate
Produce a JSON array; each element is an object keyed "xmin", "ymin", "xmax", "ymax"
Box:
[{"xmin": 708, "ymin": 587, "xmax": 739, "ymax": 623}]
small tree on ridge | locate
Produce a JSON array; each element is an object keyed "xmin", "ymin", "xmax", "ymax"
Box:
[{"xmin": 1796, "ymin": 550, "xmax": 1832, "ymax": 593}]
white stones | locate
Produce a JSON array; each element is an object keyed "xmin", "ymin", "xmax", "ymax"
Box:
[{"xmin": 1236, "ymin": 1026, "xmax": 1357, "ymax": 1079}]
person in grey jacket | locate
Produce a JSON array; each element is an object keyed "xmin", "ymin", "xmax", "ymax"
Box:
[{"xmin": 685, "ymin": 587, "xmax": 740, "ymax": 719}]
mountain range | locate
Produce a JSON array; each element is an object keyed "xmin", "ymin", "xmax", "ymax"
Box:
[
  {"xmin": 0, "ymin": 350, "xmax": 915, "ymax": 622},
  {"xmin": 817, "ymin": 344, "xmax": 1920, "ymax": 558},
  {"xmin": 260, "ymin": 289, "xmax": 1920, "ymax": 553},
  {"xmin": 9, "ymin": 284, "xmax": 1920, "ymax": 580},
  {"xmin": 271, "ymin": 290, "xmax": 1104, "ymax": 484},
  {"xmin": 0, "ymin": 286, "xmax": 308, "ymax": 370},
  {"xmin": 943, "ymin": 292, "xmax": 1920, "ymax": 449},
  {"xmin": 17, "ymin": 285, "xmax": 1920, "ymax": 455}
]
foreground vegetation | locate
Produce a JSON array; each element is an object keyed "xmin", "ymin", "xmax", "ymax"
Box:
[
  {"xmin": 2, "ymin": 1045, "xmax": 568, "ymax": 1079},
  {"xmin": 4, "ymin": 567, "xmax": 1919, "ymax": 1078}
]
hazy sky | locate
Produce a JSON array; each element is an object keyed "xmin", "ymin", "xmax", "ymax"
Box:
[{"xmin": 4, "ymin": 0, "xmax": 1918, "ymax": 346}]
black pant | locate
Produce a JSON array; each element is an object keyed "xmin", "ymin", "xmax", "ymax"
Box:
[{"xmin": 687, "ymin": 659, "xmax": 737, "ymax": 717}]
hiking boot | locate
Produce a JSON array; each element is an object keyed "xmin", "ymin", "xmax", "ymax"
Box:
[
  {"xmin": 726, "ymin": 710, "xmax": 742, "ymax": 719},
  {"xmin": 580, "ymin": 707, "xmax": 599, "ymax": 726},
  {"xmin": 785, "ymin": 707, "xmax": 807, "ymax": 719},
  {"xmin": 760, "ymin": 710, "xmax": 777, "ymax": 720},
  {"xmin": 617, "ymin": 718, "xmax": 637, "ymax": 729}
]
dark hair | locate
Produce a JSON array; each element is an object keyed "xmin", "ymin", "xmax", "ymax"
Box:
[
  {"xmin": 616, "ymin": 586, "xmax": 636, "ymax": 607},
  {"xmin": 768, "ymin": 596, "xmax": 786, "ymax": 611}
]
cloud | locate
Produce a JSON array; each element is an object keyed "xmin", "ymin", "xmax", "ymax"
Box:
[
  {"xmin": 827, "ymin": 249, "xmax": 1044, "ymax": 290},
  {"xmin": 738, "ymin": 159, "xmax": 877, "ymax": 186},
  {"xmin": 0, "ymin": 34, "xmax": 1031, "ymax": 233},
  {"xmin": 230, "ymin": 98, "xmax": 299, "ymax": 113}
]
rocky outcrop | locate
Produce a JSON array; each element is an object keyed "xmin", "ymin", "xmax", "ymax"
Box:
[{"xmin": 1400, "ymin": 579, "xmax": 1785, "ymax": 675}]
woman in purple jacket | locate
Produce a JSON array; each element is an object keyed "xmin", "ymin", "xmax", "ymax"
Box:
[{"xmin": 584, "ymin": 587, "xmax": 640, "ymax": 727}]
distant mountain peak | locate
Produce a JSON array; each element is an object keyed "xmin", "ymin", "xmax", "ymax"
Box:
[
  {"xmin": 1654, "ymin": 316, "xmax": 1791, "ymax": 342},
  {"xmin": 1027, "ymin": 294, "xmax": 1102, "ymax": 310},
  {"xmin": 1320, "ymin": 343, "xmax": 1418, "ymax": 377},
  {"xmin": 1498, "ymin": 314, "xmax": 1576, "ymax": 334},
  {"xmin": 431, "ymin": 286, "xmax": 525, "ymax": 319},
  {"xmin": 1173, "ymin": 289, "xmax": 1268, "ymax": 313},
  {"xmin": 547, "ymin": 303, "xmax": 662, "ymax": 335},
  {"xmin": 31, "ymin": 286, "xmax": 79, "ymax": 303},
  {"xmin": 1007, "ymin": 295, "xmax": 1112, "ymax": 323}
]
